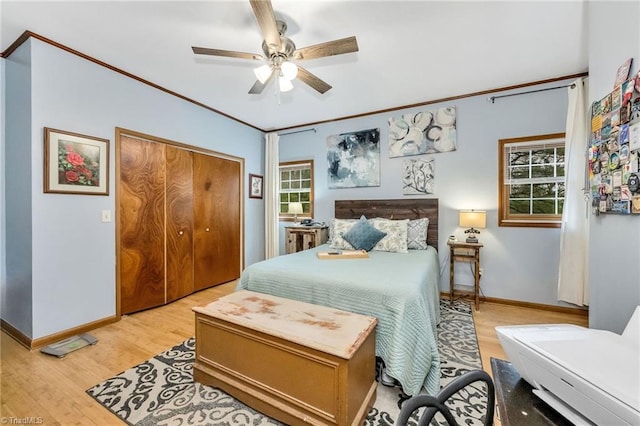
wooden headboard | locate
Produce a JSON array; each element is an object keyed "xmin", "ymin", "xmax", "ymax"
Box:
[{"xmin": 334, "ymin": 199, "xmax": 439, "ymax": 249}]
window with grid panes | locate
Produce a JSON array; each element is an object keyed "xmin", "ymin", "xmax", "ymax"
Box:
[
  {"xmin": 498, "ymin": 133, "xmax": 565, "ymax": 228},
  {"xmin": 279, "ymin": 160, "xmax": 314, "ymax": 221}
]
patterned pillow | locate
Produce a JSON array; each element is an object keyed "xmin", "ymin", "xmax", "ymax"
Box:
[
  {"xmin": 370, "ymin": 218, "xmax": 409, "ymax": 253},
  {"xmin": 342, "ymin": 216, "xmax": 387, "ymax": 251},
  {"xmin": 328, "ymin": 218, "xmax": 358, "ymax": 245},
  {"xmin": 407, "ymin": 218, "xmax": 429, "ymax": 250},
  {"xmin": 329, "ymin": 218, "xmax": 360, "ymax": 250}
]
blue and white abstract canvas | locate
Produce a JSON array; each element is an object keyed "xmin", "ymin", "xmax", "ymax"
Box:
[
  {"xmin": 327, "ymin": 128, "xmax": 380, "ymax": 188},
  {"xmin": 388, "ymin": 107, "xmax": 457, "ymax": 157}
]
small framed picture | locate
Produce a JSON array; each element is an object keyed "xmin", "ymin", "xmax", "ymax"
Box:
[
  {"xmin": 44, "ymin": 127, "xmax": 110, "ymax": 195},
  {"xmin": 249, "ymin": 173, "xmax": 263, "ymax": 199}
]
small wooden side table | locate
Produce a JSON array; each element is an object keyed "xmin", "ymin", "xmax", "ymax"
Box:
[
  {"xmin": 448, "ymin": 240, "xmax": 483, "ymax": 310},
  {"xmin": 285, "ymin": 225, "xmax": 328, "ymax": 254}
]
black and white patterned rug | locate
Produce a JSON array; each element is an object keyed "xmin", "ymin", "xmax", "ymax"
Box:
[{"xmin": 87, "ymin": 300, "xmax": 486, "ymax": 425}]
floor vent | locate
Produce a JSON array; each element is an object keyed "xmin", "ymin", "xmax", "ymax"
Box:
[{"xmin": 40, "ymin": 333, "xmax": 98, "ymax": 358}]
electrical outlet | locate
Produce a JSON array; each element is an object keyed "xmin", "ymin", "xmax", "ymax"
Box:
[{"xmin": 479, "ymin": 268, "xmax": 484, "ymax": 277}]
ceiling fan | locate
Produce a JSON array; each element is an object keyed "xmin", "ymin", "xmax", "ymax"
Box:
[{"xmin": 192, "ymin": 0, "xmax": 359, "ymax": 95}]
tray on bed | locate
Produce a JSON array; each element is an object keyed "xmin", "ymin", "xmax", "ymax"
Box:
[{"xmin": 317, "ymin": 250, "xmax": 369, "ymax": 259}]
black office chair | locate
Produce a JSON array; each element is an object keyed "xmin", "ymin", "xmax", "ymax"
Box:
[{"xmin": 396, "ymin": 369, "xmax": 495, "ymax": 426}]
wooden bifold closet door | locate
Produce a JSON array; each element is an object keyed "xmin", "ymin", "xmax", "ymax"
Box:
[
  {"xmin": 119, "ymin": 134, "xmax": 241, "ymax": 315},
  {"xmin": 166, "ymin": 146, "xmax": 194, "ymax": 302},
  {"xmin": 119, "ymin": 136, "xmax": 166, "ymax": 314},
  {"xmin": 193, "ymin": 153, "xmax": 241, "ymax": 290}
]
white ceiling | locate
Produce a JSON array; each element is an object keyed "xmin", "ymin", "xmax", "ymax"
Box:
[{"xmin": 1, "ymin": 1, "xmax": 588, "ymax": 131}]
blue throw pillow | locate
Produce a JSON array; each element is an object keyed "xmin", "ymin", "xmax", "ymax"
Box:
[{"xmin": 342, "ymin": 216, "xmax": 387, "ymax": 251}]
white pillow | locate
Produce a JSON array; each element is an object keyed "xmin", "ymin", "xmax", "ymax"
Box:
[
  {"xmin": 329, "ymin": 218, "xmax": 360, "ymax": 250},
  {"xmin": 370, "ymin": 218, "xmax": 409, "ymax": 253}
]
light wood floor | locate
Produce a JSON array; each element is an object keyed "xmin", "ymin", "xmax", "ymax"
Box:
[{"xmin": 1, "ymin": 281, "xmax": 587, "ymax": 425}]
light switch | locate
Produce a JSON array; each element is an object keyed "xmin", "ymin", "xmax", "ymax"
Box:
[{"xmin": 101, "ymin": 210, "xmax": 112, "ymax": 223}]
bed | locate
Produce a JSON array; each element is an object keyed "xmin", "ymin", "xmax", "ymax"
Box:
[{"xmin": 237, "ymin": 199, "xmax": 441, "ymax": 396}]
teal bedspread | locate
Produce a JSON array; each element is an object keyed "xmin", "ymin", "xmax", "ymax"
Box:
[{"xmin": 237, "ymin": 244, "xmax": 441, "ymax": 396}]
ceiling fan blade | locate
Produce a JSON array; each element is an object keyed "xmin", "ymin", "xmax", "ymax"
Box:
[
  {"xmin": 293, "ymin": 36, "xmax": 358, "ymax": 60},
  {"xmin": 249, "ymin": 71, "xmax": 274, "ymax": 94},
  {"xmin": 192, "ymin": 46, "xmax": 262, "ymax": 60},
  {"xmin": 297, "ymin": 66, "xmax": 332, "ymax": 94},
  {"xmin": 249, "ymin": 0, "xmax": 281, "ymax": 51}
]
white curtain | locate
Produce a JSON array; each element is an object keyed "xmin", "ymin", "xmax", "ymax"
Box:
[
  {"xmin": 558, "ymin": 77, "xmax": 590, "ymax": 305},
  {"xmin": 264, "ymin": 132, "xmax": 280, "ymax": 259}
]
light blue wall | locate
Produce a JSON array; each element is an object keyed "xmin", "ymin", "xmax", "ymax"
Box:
[
  {"xmin": 0, "ymin": 36, "xmax": 5, "ymax": 324},
  {"xmin": 587, "ymin": 1, "xmax": 640, "ymax": 333},
  {"xmin": 279, "ymin": 79, "xmax": 575, "ymax": 307},
  {"xmin": 4, "ymin": 41, "xmax": 33, "ymax": 336},
  {"xmin": 3, "ymin": 38, "xmax": 265, "ymax": 339}
]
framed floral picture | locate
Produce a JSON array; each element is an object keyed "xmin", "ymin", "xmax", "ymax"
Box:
[
  {"xmin": 44, "ymin": 127, "xmax": 110, "ymax": 195},
  {"xmin": 249, "ymin": 173, "xmax": 263, "ymax": 199}
]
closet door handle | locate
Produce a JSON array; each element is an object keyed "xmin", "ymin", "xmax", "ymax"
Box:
[
  {"xmin": 178, "ymin": 230, "xmax": 184, "ymax": 236},
  {"xmin": 205, "ymin": 227, "xmax": 210, "ymax": 232}
]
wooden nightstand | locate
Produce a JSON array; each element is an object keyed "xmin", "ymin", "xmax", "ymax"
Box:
[
  {"xmin": 448, "ymin": 240, "xmax": 483, "ymax": 310},
  {"xmin": 285, "ymin": 225, "xmax": 328, "ymax": 254}
]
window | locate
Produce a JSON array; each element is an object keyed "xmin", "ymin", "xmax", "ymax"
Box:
[
  {"xmin": 279, "ymin": 160, "xmax": 314, "ymax": 221},
  {"xmin": 498, "ymin": 133, "xmax": 565, "ymax": 228}
]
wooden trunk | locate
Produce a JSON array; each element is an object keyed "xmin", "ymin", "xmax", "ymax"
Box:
[{"xmin": 193, "ymin": 291, "xmax": 377, "ymax": 426}]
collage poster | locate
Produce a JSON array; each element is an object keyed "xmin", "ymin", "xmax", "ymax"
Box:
[{"xmin": 589, "ymin": 58, "xmax": 640, "ymax": 215}]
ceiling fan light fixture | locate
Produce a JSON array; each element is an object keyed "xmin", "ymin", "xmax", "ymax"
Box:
[
  {"xmin": 279, "ymin": 76, "xmax": 294, "ymax": 92},
  {"xmin": 281, "ymin": 61, "xmax": 298, "ymax": 80},
  {"xmin": 193, "ymin": 0, "xmax": 359, "ymax": 96},
  {"xmin": 254, "ymin": 64, "xmax": 273, "ymax": 84}
]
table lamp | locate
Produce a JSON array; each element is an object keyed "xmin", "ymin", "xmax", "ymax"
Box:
[
  {"xmin": 459, "ymin": 210, "xmax": 486, "ymax": 243},
  {"xmin": 288, "ymin": 202, "xmax": 303, "ymax": 224}
]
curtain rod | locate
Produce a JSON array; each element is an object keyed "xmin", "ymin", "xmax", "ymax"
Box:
[
  {"xmin": 488, "ymin": 83, "xmax": 576, "ymax": 103},
  {"xmin": 280, "ymin": 128, "xmax": 317, "ymax": 136}
]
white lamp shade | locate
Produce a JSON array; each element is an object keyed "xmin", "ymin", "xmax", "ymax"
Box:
[
  {"xmin": 459, "ymin": 210, "xmax": 486, "ymax": 229},
  {"xmin": 288, "ymin": 202, "xmax": 303, "ymax": 214},
  {"xmin": 254, "ymin": 64, "xmax": 272, "ymax": 84},
  {"xmin": 279, "ymin": 77, "xmax": 294, "ymax": 92},
  {"xmin": 281, "ymin": 61, "xmax": 298, "ymax": 80}
]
